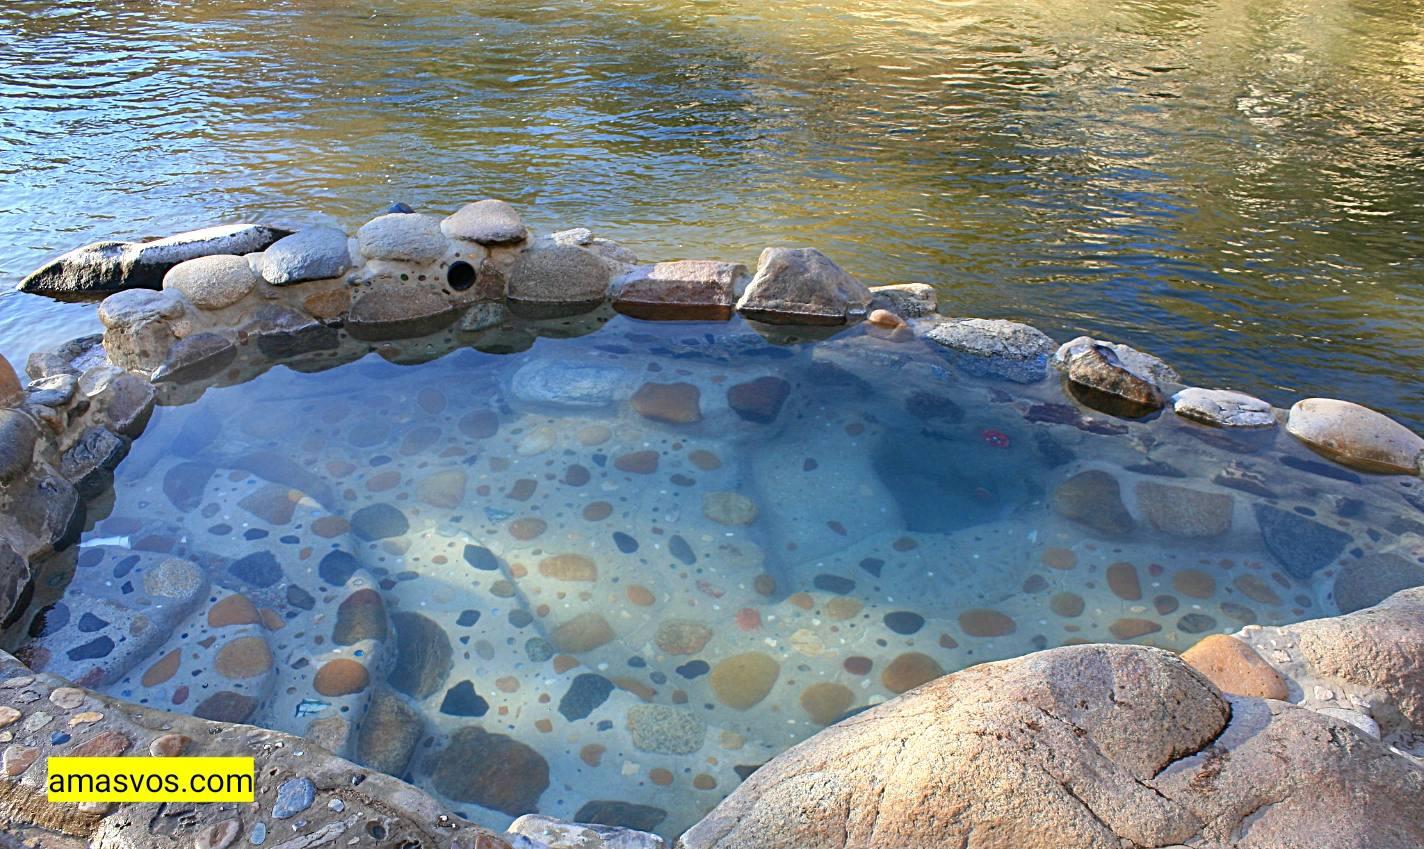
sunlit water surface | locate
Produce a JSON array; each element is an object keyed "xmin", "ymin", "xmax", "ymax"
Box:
[
  {"xmin": 1, "ymin": 0, "xmax": 1422, "ymax": 423},
  {"xmin": 8, "ymin": 319, "xmax": 1423, "ymax": 838}
]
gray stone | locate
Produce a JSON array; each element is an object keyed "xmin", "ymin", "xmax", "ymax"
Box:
[
  {"xmin": 151, "ymin": 332, "xmax": 238, "ymax": 384},
  {"xmin": 735, "ymin": 247, "xmax": 872, "ymax": 326},
  {"xmin": 25, "ymin": 334, "xmax": 105, "ymax": 381},
  {"xmin": 441, "ymin": 200, "xmax": 528, "ymax": 246},
  {"xmin": 346, "ymin": 285, "xmax": 459, "ymax": 341},
  {"xmin": 26, "ymin": 374, "xmax": 78, "ymax": 408},
  {"xmin": 0, "ymin": 540, "xmax": 33, "ymax": 628},
  {"xmin": 104, "ymin": 373, "xmax": 156, "ymax": 438},
  {"xmin": 1136, "ymin": 482, "xmax": 1233, "ymax": 538},
  {"xmin": 19, "ymin": 224, "xmax": 287, "ymax": 295},
  {"xmin": 162, "ymin": 254, "xmax": 257, "ymax": 309},
  {"xmin": 388, "ymin": 611, "xmax": 452, "ymax": 699},
  {"xmin": 1253, "ymin": 504, "xmax": 1351, "ymax": 579},
  {"xmin": 241, "ymin": 305, "xmax": 340, "ymax": 358},
  {"xmin": 0, "ymin": 409, "xmax": 38, "ymax": 484},
  {"xmin": 1171, "ymin": 388, "xmax": 1276, "ymax": 428},
  {"xmin": 432, "ymin": 726, "xmax": 549, "ymax": 816},
  {"xmin": 258, "ymin": 225, "xmax": 352, "ymax": 285},
  {"xmin": 458, "ymin": 302, "xmax": 510, "ymax": 332},
  {"xmin": 1334, "ymin": 553, "xmax": 1424, "ymax": 614},
  {"xmin": 611, "ymin": 261, "xmax": 748, "ymax": 321},
  {"xmin": 97, "ymin": 289, "xmax": 187, "ymax": 372},
  {"xmin": 356, "ymin": 213, "xmax": 447, "ymax": 263},
  {"xmin": 1286, "ymin": 398, "xmax": 1424, "ymax": 476},
  {"xmin": 626, "ymin": 704, "xmax": 705, "ymax": 754},
  {"xmin": 506, "ymin": 245, "xmax": 612, "ymax": 318},
  {"xmin": 510, "ymin": 359, "xmax": 631, "ymax": 408},
  {"xmin": 868, "ymin": 283, "xmax": 937, "ymax": 318},
  {"xmin": 923, "ymin": 318, "xmax": 1056, "ymax": 383},
  {"xmin": 272, "ymin": 778, "xmax": 316, "ymax": 819},
  {"xmin": 508, "ymin": 815, "xmax": 666, "ymax": 849},
  {"xmin": 60, "ymin": 426, "xmax": 129, "ymax": 498}
]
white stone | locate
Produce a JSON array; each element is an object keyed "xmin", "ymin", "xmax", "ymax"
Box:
[{"xmin": 1171, "ymin": 388, "xmax": 1276, "ymax": 428}]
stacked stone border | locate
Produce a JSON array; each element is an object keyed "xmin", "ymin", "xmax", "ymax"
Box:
[{"xmin": 0, "ymin": 200, "xmax": 1419, "ymax": 848}]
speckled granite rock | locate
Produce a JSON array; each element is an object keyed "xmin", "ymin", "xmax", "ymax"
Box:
[
  {"xmin": 0, "ymin": 649, "xmax": 512, "ymax": 849},
  {"xmin": 735, "ymin": 248, "xmax": 871, "ymax": 326}
]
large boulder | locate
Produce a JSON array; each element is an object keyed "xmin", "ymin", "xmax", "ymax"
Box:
[
  {"xmin": 347, "ymin": 284, "xmax": 459, "ymax": 341},
  {"xmin": 441, "ymin": 200, "xmax": 528, "ymax": 246},
  {"xmin": 506, "ymin": 245, "xmax": 612, "ymax": 318},
  {"xmin": 97, "ymin": 288, "xmax": 188, "ymax": 372},
  {"xmin": 611, "ymin": 260, "xmax": 748, "ymax": 321},
  {"xmin": 735, "ymin": 248, "xmax": 872, "ymax": 326},
  {"xmin": 0, "ymin": 409, "xmax": 38, "ymax": 484},
  {"xmin": 923, "ymin": 318, "xmax": 1056, "ymax": 383},
  {"xmin": 0, "ymin": 354, "xmax": 20, "ymax": 407},
  {"xmin": 357, "ymin": 213, "xmax": 448, "ymax": 263},
  {"xmin": 678, "ymin": 643, "xmax": 1424, "ymax": 849},
  {"xmin": 0, "ymin": 539, "xmax": 33, "ymax": 628},
  {"xmin": 1286, "ymin": 398, "xmax": 1424, "ymax": 476},
  {"xmin": 257, "ymin": 225, "xmax": 353, "ymax": 285},
  {"xmin": 19, "ymin": 224, "xmax": 287, "ymax": 295}
]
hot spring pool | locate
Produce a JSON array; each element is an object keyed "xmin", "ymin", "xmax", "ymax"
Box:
[{"xmin": 8, "ymin": 317, "xmax": 1422, "ymax": 838}]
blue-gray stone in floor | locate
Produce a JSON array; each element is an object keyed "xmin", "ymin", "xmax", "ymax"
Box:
[{"xmin": 558, "ymin": 673, "xmax": 614, "ymax": 721}]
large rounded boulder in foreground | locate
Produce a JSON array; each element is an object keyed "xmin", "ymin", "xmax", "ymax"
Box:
[
  {"xmin": 1286, "ymin": 398, "xmax": 1424, "ymax": 475},
  {"xmin": 677, "ymin": 643, "xmax": 1424, "ymax": 849}
]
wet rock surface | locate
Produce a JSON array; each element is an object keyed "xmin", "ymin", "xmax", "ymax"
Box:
[{"xmin": 735, "ymin": 247, "xmax": 871, "ymax": 325}]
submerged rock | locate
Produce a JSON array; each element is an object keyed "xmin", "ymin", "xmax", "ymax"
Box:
[
  {"xmin": 1135, "ymin": 481, "xmax": 1233, "ymax": 538},
  {"xmin": 20, "ymin": 224, "xmax": 287, "ymax": 295},
  {"xmin": 433, "ymin": 726, "xmax": 549, "ymax": 815},
  {"xmin": 735, "ymin": 247, "xmax": 871, "ymax": 326},
  {"xmin": 611, "ymin": 260, "xmax": 748, "ymax": 321},
  {"xmin": 1050, "ymin": 469, "xmax": 1135, "ymax": 537},
  {"xmin": 1253, "ymin": 504, "xmax": 1350, "ymax": 579},
  {"xmin": 1286, "ymin": 398, "xmax": 1424, "ymax": 476},
  {"xmin": 1333, "ymin": 553, "xmax": 1424, "ymax": 614},
  {"xmin": 923, "ymin": 317, "xmax": 1056, "ymax": 383},
  {"xmin": 357, "ymin": 688, "xmax": 422, "ymax": 776},
  {"xmin": 1171, "ymin": 387, "xmax": 1276, "ymax": 428}
]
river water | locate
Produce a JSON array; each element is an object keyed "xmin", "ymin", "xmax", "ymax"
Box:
[{"xmin": 1, "ymin": 0, "xmax": 1421, "ymax": 424}]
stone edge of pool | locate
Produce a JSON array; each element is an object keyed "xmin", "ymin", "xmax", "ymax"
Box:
[{"xmin": 0, "ymin": 200, "xmax": 1419, "ymax": 848}]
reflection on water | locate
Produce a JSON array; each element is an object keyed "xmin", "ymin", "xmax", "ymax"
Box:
[
  {"xmin": 8, "ymin": 319, "xmax": 1421, "ymax": 837},
  {"xmin": 0, "ymin": 0, "xmax": 1422, "ymax": 424}
]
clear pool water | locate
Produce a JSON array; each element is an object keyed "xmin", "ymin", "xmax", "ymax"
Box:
[{"xmin": 10, "ymin": 318, "xmax": 1423, "ymax": 837}]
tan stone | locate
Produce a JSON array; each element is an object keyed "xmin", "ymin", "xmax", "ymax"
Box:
[
  {"xmin": 538, "ymin": 554, "xmax": 598, "ymax": 582},
  {"xmin": 710, "ymin": 653, "xmax": 780, "ymax": 709},
  {"xmin": 702, "ymin": 491, "xmax": 758, "ymax": 525},
  {"xmin": 1181, "ymin": 634, "xmax": 1288, "ymax": 700},
  {"xmin": 1286, "ymin": 398, "xmax": 1424, "ymax": 475}
]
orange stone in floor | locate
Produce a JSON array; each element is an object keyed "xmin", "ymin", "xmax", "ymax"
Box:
[
  {"xmin": 1106, "ymin": 562, "xmax": 1142, "ymax": 601},
  {"xmin": 1181, "ymin": 634, "xmax": 1288, "ymax": 700},
  {"xmin": 311, "ymin": 516, "xmax": 350, "ymax": 538},
  {"xmin": 1049, "ymin": 592, "xmax": 1085, "ymax": 618},
  {"xmin": 614, "ymin": 451, "xmax": 659, "ymax": 474},
  {"xmin": 649, "ymin": 768, "xmax": 674, "ymax": 786},
  {"xmin": 959, "ymin": 608, "xmax": 1016, "ymax": 637},
  {"xmin": 1109, "ymin": 618, "xmax": 1162, "ymax": 639},
  {"xmin": 1232, "ymin": 574, "xmax": 1281, "ymax": 605},
  {"xmin": 141, "ymin": 649, "xmax": 181, "ymax": 687},
  {"xmin": 626, "ymin": 585, "xmax": 656, "ymax": 606},
  {"xmin": 689, "ymin": 449, "xmax": 722, "ymax": 471},
  {"xmin": 214, "ymin": 637, "xmax": 273, "ymax": 680},
  {"xmin": 582, "ymin": 501, "xmax": 613, "ymax": 521},
  {"xmin": 692, "ymin": 774, "xmax": 717, "ymax": 790},
  {"xmin": 1041, "ymin": 547, "xmax": 1077, "ymax": 569},
  {"xmin": 580, "ymin": 744, "xmax": 604, "ymax": 767},
  {"xmin": 551, "ymin": 613, "xmax": 614, "ymax": 653},
  {"xmin": 1172, "ymin": 569, "xmax": 1216, "ymax": 599},
  {"xmin": 632, "ymin": 382, "xmax": 703, "ymax": 424},
  {"xmin": 881, "ymin": 652, "xmax": 944, "ymax": 693},
  {"xmin": 313, "ymin": 658, "xmax": 370, "ymax": 696},
  {"xmin": 208, "ymin": 594, "xmax": 261, "ymax": 628},
  {"xmin": 800, "ymin": 682, "xmax": 855, "ymax": 725}
]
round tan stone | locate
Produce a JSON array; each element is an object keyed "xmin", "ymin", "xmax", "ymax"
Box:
[
  {"xmin": 1050, "ymin": 593, "xmax": 1085, "ymax": 618},
  {"xmin": 703, "ymin": 491, "xmax": 758, "ymax": 525},
  {"xmin": 710, "ymin": 652, "xmax": 781, "ymax": 709},
  {"xmin": 632, "ymin": 382, "xmax": 703, "ymax": 424},
  {"xmin": 577, "ymin": 425, "xmax": 612, "ymax": 446},
  {"xmin": 551, "ymin": 613, "xmax": 615, "ymax": 653},
  {"xmin": 655, "ymin": 619, "xmax": 714, "ymax": 655},
  {"xmin": 959, "ymin": 608, "xmax": 1016, "ymax": 637},
  {"xmin": 825, "ymin": 597, "xmax": 862, "ymax": 620},
  {"xmin": 539, "ymin": 553, "xmax": 598, "ymax": 582},
  {"xmin": 689, "ymin": 449, "xmax": 722, "ymax": 470},
  {"xmin": 1107, "ymin": 562, "xmax": 1142, "ymax": 601},
  {"xmin": 614, "ymin": 450, "xmax": 659, "ymax": 474},
  {"xmin": 1109, "ymin": 618, "xmax": 1162, "ymax": 640},
  {"xmin": 1041, "ymin": 547, "xmax": 1077, "ymax": 570},
  {"xmin": 214, "ymin": 636, "xmax": 273, "ymax": 680},
  {"xmin": 626, "ymin": 585, "xmax": 655, "ymax": 606},
  {"xmin": 1181, "ymin": 634, "xmax": 1288, "ymax": 700},
  {"xmin": 311, "ymin": 516, "xmax": 350, "ymax": 538},
  {"xmin": 582, "ymin": 501, "xmax": 613, "ymax": 521},
  {"xmin": 881, "ymin": 652, "xmax": 944, "ymax": 694},
  {"xmin": 314, "ymin": 658, "xmax": 371, "ymax": 696},
  {"xmin": 1286, "ymin": 398, "xmax": 1424, "ymax": 475},
  {"xmin": 509, "ymin": 518, "xmax": 548, "ymax": 541},
  {"xmin": 800, "ymin": 682, "xmax": 855, "ymax": 725},
  {"xmin": 1173, "ymin": 569, "xmax": 1217, "ymax": 599}
]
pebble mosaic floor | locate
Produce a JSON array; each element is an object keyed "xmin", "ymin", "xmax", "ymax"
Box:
[{"xmin": 9, "ymin": 320, "xmax": 1422, "ymax": 839}]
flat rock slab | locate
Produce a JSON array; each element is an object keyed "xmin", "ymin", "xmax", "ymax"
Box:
[
  {"xmin": 612, "ymin": 260, "xmax": 748, "ymax": 321},
  {"xmin": 20, "ymin": 224, "xmax": 287, "ymax": 295},
  {"xmin": 1172, "ymin": 387, "xmax": 1276, "ymax": 428}
]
